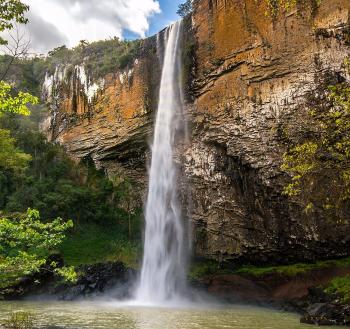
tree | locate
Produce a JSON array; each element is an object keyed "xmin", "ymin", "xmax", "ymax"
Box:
[
  {"xmin": 0, "ymin": 129, "xmax": 31, "ymax": 172},
  {"xmin": 0, "ymin": 81, "xmax": 38, "ymax": 116},
  {"xmin": 177, "ymin": 0, "xmax": 193, "ymax": 18},
  {"xmin": 282, "ymin": 60, "xmax": 350, "ymax": 222},
  {"xmin": 0, "ymin": 0, "xmax": 29, "ymax": 45},
  {"xmin": 0, "ymin": 209, "xmax": 75, "ymax": 289},
  {"xmin": 0, "ymin": 25, "xmax": 31, "ymax": 80},
  {"xmin": 0, "ymin": 81, "xmax": 38, "ymax": 171}
]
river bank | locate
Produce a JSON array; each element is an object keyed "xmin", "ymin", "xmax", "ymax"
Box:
[{"xmin": 1, "ymin": 258, "xmax": 350, "ymax": 326}]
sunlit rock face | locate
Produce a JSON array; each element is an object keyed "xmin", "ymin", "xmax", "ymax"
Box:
[{"xmin": 42, "ymin": 0, "xmax": 350, "ymax": 265}]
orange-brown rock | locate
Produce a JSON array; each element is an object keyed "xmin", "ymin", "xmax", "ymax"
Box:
[{"xmin": 43, "ymin": 0, "xmax": 350, "ymax": 264}]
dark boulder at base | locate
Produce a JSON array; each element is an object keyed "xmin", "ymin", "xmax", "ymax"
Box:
[
  {"xmin": 55, "ymin": 262, "xmax": 137, "ymax": 301},
  {"xmin": 300, "ymin": 288, "xmax": 350, "ymax": 326}
]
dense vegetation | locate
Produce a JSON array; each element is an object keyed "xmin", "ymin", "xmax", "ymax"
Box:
[
  {"xmin": 44, "ymin": 38, "xmax": 142, "ymax": 79},
  {"xmin": 0, "ymin": 110, "xmax": 142, "ymax": 267},
  {"xmin": 0, "ymin": 209, "xmax": 74, "ymax": 289},
  {"xmin": 282, "ymin": 60, "xmax": 350, "ymax": 223},
  {"xmin": 0, "ymin": 37, "xmax": 143, "ymax": 97},
  {"xmin": 0, "ymin": 80, "xmax": 77, "ymax": 288},
  {"xmin": 0, "ymin": 1, "xmax": 143, "ymax": 291}
]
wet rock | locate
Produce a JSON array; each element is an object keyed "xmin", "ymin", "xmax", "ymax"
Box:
[
  {"xmin": 55, "ymin": 262, "xmax": 137, "ymax": 301},
  {"xmin": 301, "ymin": 302, "xmax": 350, "ymax": 326}
]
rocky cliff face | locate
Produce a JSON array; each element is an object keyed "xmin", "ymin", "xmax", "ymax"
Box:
[{"xmin": 42, "ymin": 0, "xmax": 350, "ymax": 265}]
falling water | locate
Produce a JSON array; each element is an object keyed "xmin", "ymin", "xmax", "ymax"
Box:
[{"xmin": 136, "ymin": 21, "xmax": 188, "ymax": 304}]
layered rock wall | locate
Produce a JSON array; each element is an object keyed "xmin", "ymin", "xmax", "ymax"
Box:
[{"xmin": 43, "ymin": 0, "xmax": 350, "ymax": 264}]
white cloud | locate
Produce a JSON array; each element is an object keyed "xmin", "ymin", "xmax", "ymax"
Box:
[{"xmin": 22, "ymin": 0, "xmax": 161, "ymax": 53}]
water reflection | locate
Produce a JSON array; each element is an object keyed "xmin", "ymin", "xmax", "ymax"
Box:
[{"xmin": 0, "ymin": 301, "xmax": 342, "ymax": 329}]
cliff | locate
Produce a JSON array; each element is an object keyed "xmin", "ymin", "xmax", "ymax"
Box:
[{"xmin": 42, "ymin": 0, "xmax": 350, "ymax": 265}]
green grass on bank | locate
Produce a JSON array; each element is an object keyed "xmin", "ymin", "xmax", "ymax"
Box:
[
  {"xmin": 189, "ymin": 257, "xmax": 350, "ymax": 281},
  {"xmin": 325, "ymin": 275, "xmax": 350, "ymax": 302},
  {"xmin": 59, "ymin": 223, "xmax": 141, "ymax": 269},
  {"xmin": 236, "ymin": 258, "xmax": 350, "ymax": 277}
]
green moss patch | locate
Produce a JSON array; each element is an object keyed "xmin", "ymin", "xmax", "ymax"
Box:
[
  {"xmin": 189, "ymin": 257, "xmax": 350, "ymax": 281},
  {"xmin": 59, "ymin": 223, "xmax": 141, "ymax": 269},
  {"xmin": 325, "ymin": 275, "xmax": 350, "ymax": 302},
  {"xmin": 236, "ymin": 258, "xmax": 350, "ymax": 277}
]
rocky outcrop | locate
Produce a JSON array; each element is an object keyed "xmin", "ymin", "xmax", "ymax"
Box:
[
  {"xmin": 42, "ymin": 0, "xmax": 350, "ymax": 264},
  {"xmin": 186, "ymin": 0, "xmax": 350, "ymax": 263}
]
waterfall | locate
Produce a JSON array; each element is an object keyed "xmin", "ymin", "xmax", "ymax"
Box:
[{"xmin": 136, "ymin": 20, "xmax": 188, "ymax": 304}]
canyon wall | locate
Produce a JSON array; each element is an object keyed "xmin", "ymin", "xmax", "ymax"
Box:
[{"xmin": 42, "ymin": 0, "xmax": 350, "ymax": 265}]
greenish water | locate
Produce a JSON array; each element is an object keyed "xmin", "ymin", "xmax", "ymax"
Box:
[{"xmin": 0, "ymin": 301, "xmax": 341, "ymax": 329}]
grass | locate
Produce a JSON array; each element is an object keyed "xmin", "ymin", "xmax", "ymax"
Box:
[
  {"xmin": 59, "ymin": 223, "xmax": 141, "ymax": 269},
  {"xmin": 188, "ymin": 257, "xmax": 350, "ymax": 280},
  {"xmin": 325, "ymin": 275, "xmax": 350, "ymax": 302},
  {"xmin": 236, "ymin": 258, "xmax": 350, "ymax": 277}
]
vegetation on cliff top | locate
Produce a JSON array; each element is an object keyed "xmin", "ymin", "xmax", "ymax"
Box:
[{"xmin": 45, "ymin": 38, "xmax": 142, "ymax": 79}]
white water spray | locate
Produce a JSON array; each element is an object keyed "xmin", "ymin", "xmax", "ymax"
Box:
[{"xmin": 136, "ymin": 21, "xmax": 188, "ymax": 304}]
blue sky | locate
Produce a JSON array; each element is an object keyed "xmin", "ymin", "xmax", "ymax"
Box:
[
  {"xmin": 123, "ymin": 0, "xmax": 183, "ymax": 39},
  {"xmin": 149, "ymin": 0, "xmax": 183, "ymax": 35}
]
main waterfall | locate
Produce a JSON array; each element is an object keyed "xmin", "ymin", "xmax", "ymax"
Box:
[{"xmin": 136, "ymin": 21, "xmax": 188, "ymax": 304}]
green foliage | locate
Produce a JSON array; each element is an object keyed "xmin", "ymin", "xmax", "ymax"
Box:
[
  {"xmin": 236, "ymin": 257, "xmax": 350, "ymax": 277},
  {"xmin": 325, "ymin": 275, "xmax": 350, "ymax": 302},
  {"xmin": 0, "ymin": 81, "xmax": 38, "ymax": 116},
  {"xmin": 281, "ymin": 63, "xmax": 350, "ymax": 221},
  {"xmin": 0, "ymin": 208, "xmax": 73, "ymax": 289},
  {"xmin": 189, "ymin": 257, "xmax": 350, "ymax": 281},
  {"xmin": 177, "ymin": 0, "xmax": 193, "ymax": 18},
  {"xmin": 0, "ymin": 113, "xmax": 142, "ymax": 270},
  {"xmin": 44, "ymin": 38, "xmax": 142, "ymax": 79},
  {"xmin": 0, "ymin": 129, "xmax": 31, "ymax": 172},
  {"xmin": 188, "ymin": 260, "xmax": 221, "ymax": 281},
  {"xmin": 263, "ymin": 0, "xmax": 322, "ymax": 18},
  {"xmin": 2, "ymin": 311, "xmax": 34, "ymax": 329},
  {"xmin": 60, "ymin": 223, "xmax": 141, "ymax": 268},
  {"xmin": 54, "ymin": 266, "xmax": 78, "ymax": 284},
  {"xmin": 0, "ymin": 0, "xmax": 29, "ymax": 45},
  {"xmin": 0, "ymin": 114, "xmax": 139, "ymax": 225}
]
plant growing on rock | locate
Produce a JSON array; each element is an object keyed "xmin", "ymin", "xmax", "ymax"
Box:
[
  {"xmin": 263, "ymin": 0, "xmax": 322, "ymax": 18},
  {"xmin": 282, "ymin": 60, "xmax": 350, "ymax": 223}
]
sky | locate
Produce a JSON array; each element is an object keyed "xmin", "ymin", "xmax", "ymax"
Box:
[{"xmin": 17, "ymin": 0, "xmax": 184, "ymax": 54}]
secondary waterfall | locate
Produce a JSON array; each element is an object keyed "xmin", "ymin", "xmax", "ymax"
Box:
[{"xmin": 136, "ymin": 21, "xmax": 188, "ymax": 304}]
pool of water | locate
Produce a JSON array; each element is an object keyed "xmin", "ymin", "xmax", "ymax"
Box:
[{"xmin": 0, "ymin": 301, "xmax": 341, "ymax": 329}]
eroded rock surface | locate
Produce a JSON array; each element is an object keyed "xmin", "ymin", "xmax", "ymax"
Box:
[{"xmin": 42, "ymin": 0, "xmax": 350, "ymax": 264}]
